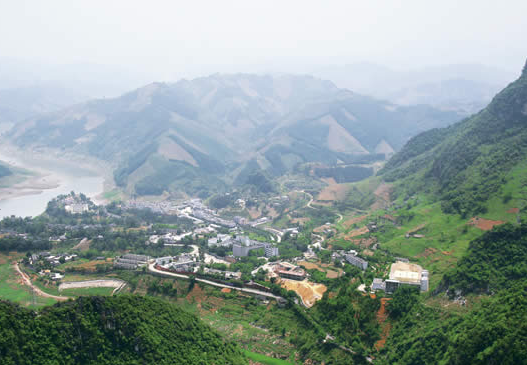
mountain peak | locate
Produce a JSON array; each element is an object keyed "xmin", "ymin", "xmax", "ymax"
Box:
[{"xmin": 523, "ymin": 58, "xmax": 527, "ymax": 77}]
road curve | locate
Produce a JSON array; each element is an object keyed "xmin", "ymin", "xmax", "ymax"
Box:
[
  {"xmin": 148, "ymin": 263, "xmax": 284, "ymax": 300},
  {"xmin": 14, "ymin": 262, "xmax": 70, "ymax": 301}
]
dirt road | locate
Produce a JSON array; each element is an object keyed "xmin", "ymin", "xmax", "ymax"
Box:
[{"xmin": 14, "ymin": 262, "xmax": 70, "ymax": 301}]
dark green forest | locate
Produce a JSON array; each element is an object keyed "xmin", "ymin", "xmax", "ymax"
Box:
[
  {"xmin": 380, "ymin": 223, "xmax": 527, "ymax": 365},
  {"xmin": 0, "ymin": 295, "xmax": 247, "ymax": 365}
]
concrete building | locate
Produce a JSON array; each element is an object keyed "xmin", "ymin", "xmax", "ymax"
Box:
[
  {"xmin": 208, "ymin": 234, "xmax": 233, "ymax": 247},
  {"xmin": 344, "ymin": 253, "xmax": 368, "ymax": 270},
  {"xmin": 383, "ymin": 261, "xmax": 429, "ymax": 293},
  {"xmin": 264, "ymin": 245, "xmax": 279, "ymax": 257},
  {"xmin": 232, "ymin": 236, "xmax": 279, "ymax": 258},
  {"xmin": 114, "ymin": 254, "xmax": 150, "ymax": 270},
  {"xmin": 155, "ymin": 256, "xmax": 172, "ymax": 265},
  {"xmin": 372, "ymin": 278, "xmax": 386, "ymax": 291},
  {"xmin": 277, "ymin": 269, "xmax": 306, "ymax": 281}
]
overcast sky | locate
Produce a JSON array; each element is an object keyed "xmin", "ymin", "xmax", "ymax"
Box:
[{"xmin": 0, "ymin": 0, "xmax": 526, "ymax": 83}]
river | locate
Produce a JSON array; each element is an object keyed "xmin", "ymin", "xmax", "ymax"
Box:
[{"xmin": 0, "ymin": 151, "xmax": 105, "ymax": 218}]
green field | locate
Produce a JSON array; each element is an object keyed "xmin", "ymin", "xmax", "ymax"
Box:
[
  {"xmin": 60, "ymin": 286, "xmax": 115, "ymax": 297},
  {"xmin": 0, "ymin": 258, "xmax": 56, "ymax": 307},
  {"xmin": 244, "ymin": 350, "xmax": 295, "ymax": 365}
]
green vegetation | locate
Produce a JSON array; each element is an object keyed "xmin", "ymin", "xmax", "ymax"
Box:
[
  {"xmin": 441, "ymin": 223, "xmax": 527, "ymax": 295},
  {"xmin": 381, "ymin": 65, "xmax": 527, "ymax": 217},
  {"xmin": 0, "ymin": 295, "xmax": 248, "ymax": 365},
  {"xmin": 381, "ymin": 281, "xmax": 527, "ymax": 365},
  {"xmin": 0, "ymin": 258, "xmax": 56, "ymax": 307},
  {"xmin": 244, "ymin": 350, "xmax": 294, "ymax": 365},
  {"xmin": 314, "ymin": 165, "xmax": 373, "ymax": 183},
  {"xmin": 313, "ymin": 284, "xmax": 380, "ymax": 351},
  {"xmin": 59, "ymin": 286, "xmax": 115, "ymax": 297}
]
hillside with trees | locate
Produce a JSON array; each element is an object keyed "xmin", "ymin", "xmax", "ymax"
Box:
[
  {"xmin": 0, "ymin": 295, "xmax": 247, "ymax": 365},
  {"xmin": 381, "ymin": 59, "xmax": 527, "ymax": 217}
]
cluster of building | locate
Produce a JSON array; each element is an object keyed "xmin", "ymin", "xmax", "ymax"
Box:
[
  {"xmin": 30, "ymin": 252, "xmax": 78, "ymax": 267},
  {"xmin": 232, "ymin": 236, "xmax": 279, "ymax": 258},
  {"xmin": 60, "ymin": 195, "xmax": 91, "ymax": 214},
  {"xmin": 203, "ymin": 267, "xmax": 242, "ymax": 280},
  {"xmin": 38, "ymin": 269, "xmax": 64, "ymax": 281},
  {"xmin": 332, "ymin": 249, "xmax": 369, "ymax": 270},
  {"xmin": 372, "ymin": 261, "xmax": 429, "ymax": 293},
  {"xmin": 123, "ymin": 200, "xmax": 179, "ymax": 214},
  {"xmin": 274, "ymin": 262, "xmax": 307, "ymax": 281},
  {"xmin": 114, "ymin": 254, "xmax": 151, "ymax": 270},
  {"xmin": 155, "ymin": 253, "xmax": 198, "ymax": 273}
]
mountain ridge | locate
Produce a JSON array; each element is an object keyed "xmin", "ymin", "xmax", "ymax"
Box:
[{"xmin": 6, "ymin": 73, "xmax": 461, "ymax": 197}]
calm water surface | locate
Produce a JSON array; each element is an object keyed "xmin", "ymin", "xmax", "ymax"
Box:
[{"xmin": 0, "ymin": 153, "xmax": 104, "ymax": 218}]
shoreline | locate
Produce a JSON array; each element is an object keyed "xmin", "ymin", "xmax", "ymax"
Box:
[{"xmin": 0, "ymin": 142, "xmax": 115, "ymax": 208}]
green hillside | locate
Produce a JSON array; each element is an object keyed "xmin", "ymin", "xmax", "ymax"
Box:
[
  {"xmin": 379, "ymin": 224, "xmax": 527, "ymax": 365},
  {"xmin": 0, "ymin": 295, "xmax": 247, "ymax": 365},
  {"xmin": 7, "ymin": 74, "xmax": 461, "ymax": 197},
  {"xmin": 381, "ymin": 60, "xmax": 527, "ymax": 217}
]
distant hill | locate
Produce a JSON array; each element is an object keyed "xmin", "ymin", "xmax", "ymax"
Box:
[
  {"xmin": 0, "ymin": 295, "xmax": 247, "ymax": 365},
  {"xmin": 314, "ymin": 63, "xmax": 517, "ymax": 114},
  {"xmin": 0, "ymin": 83, "xmax": 87, "ymax": 132},
  {"xmin": 381, "ymin": 59, "xmax": 527, "ymax": 217},
  {"xmin": 7, "ymin": 74, "xmax": 461, "ymax": 197},
  {"xmin": 0, "ymin": 162, "xmax": 11, "ymax": 179}
]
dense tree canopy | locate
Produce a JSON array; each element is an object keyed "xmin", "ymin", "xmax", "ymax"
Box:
[{"xmin": 0, "ymin": 295, "xmax": 247, "ymax": 365}]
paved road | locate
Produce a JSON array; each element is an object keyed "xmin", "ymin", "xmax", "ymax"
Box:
[
  {"xmin": 148, "ymin": 263, "xmax": 284, "ymax": 300},
  {"xmin": 14, "ymin": 262, "xmax": 70, "ymax": 301},
  {"xmin": 264, "ymin": 227, "xmax": 283, "ymax": 243}
]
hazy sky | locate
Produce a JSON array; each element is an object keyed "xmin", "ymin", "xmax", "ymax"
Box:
[{"xmin": 0, "ymin": 0, "xmax": 526, "ymax": 82}]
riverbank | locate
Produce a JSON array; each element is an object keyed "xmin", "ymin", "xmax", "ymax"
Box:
[{"xmin": 0, "ymin": 143, "xmax": 113, "ymax": 217}]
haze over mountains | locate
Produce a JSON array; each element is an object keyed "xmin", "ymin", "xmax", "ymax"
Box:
[
  {"xmin": 6, "ymin": 73, "xmax": 461, "ymax": 197},
  {"xmin": 314, "ymin": 63, "xmax": 518, "ymax": 114}
]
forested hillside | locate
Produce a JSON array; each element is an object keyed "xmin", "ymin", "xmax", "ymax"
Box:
[
  {"xmin": 380, "ymin": 223, "xmax": 527, "ymax": 365},
  {"xmin": 6, "ymin": 74, "xmax": 460, "ymax": 197},
  {"xmin": 381, "ymin": 59, "xmax": 527, "ymax": 217},
  {"xmin": 0, "ymin": 295, "xmax": 247, "ymax": 365},
  {"xmin": 440, "ymin": 223, "xmax": 527, "ymax": 295}
]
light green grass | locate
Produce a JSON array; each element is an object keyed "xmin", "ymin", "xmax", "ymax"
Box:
[
  {"xmin": 60, "ymin": 286, "xmax": 115, "ymax": 297},
  {"xmin": 103, "ymin": 189, "xmax": 122, "ymax": 201},
  {"xmin": 244, "ymin": 350, "xmax": 295, "ymax": 365},
  {"xmin": 0, "ymin": 261, "xmax": 56, "ymax": 307}
]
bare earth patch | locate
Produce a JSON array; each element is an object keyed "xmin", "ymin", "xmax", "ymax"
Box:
[
  {"xmin": 342, "ymin": 215, "xmax": 368, "ymax": 228},
  {"xmin": 280, "ymin": 279, "xmax": 326, "ymax": 308},
  {"xmin": 374, "ymin": 298, "xmax": 392, "ymax": 351},
  {"xmin": 371, "ymin": 182, "xmax": 393, "ymax": 210},
  {"xmin": 73, "ymin": 238, "xmax": 91, "ymax": 251},
  {"xmin": 344, "ymin": 226, "xmax": 369, "ymax": 239},
  {"xmin": 467, "ymin": 217, "xmax": 505, "ymax": 231},
  {"xmin": 507, "ymin": 207, "xmax": 520, "ymax": 214},
  {"xmin": 316, "ymin": 178, "xmax": 350, "ymax": 202},
  {"xmin": 416, "ymin": 247, "xmax": 439, "ymax": 258}
]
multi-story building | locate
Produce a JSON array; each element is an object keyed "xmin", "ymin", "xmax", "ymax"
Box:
[{"xmin": 345, "ymin": 253, "xmax": 368, "ymax": 270}]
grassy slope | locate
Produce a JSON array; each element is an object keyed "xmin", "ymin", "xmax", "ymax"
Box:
[{"xmin": 0, "ymin": 258, "xmax": 56, "ymax": 307}]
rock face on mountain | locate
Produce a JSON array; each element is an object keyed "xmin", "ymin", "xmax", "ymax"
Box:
[
  {"xmin": 381, "ymin": 59, "xmax": 527, "ymax": 216},
  {"xmin": 8, "ymin": 74, "xmax": 461, "ymax": 197}
]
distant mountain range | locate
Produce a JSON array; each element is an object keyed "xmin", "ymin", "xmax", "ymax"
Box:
[
  {"xmin": 0, "ymin": 83, "xmax": 88, "ymax": 134},
  {"xmin": 381, "ymin": 60, "xmax": 527, "ymax": 216},
  {"xmin": 6, "ymin": 73, "xmax": 462, "ymax": 197},
  {"xmin": 314, "ymin": 63, "xmax": 518, "ymax": 114}
]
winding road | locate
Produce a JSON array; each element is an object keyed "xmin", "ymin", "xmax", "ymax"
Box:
[
  {"xmin": 148, "ymin": 262, "xmax": 284, "ymax": 300},
  {"xmin": 14, "ymin": 262, "xmax": 70, "ymax": 301}
]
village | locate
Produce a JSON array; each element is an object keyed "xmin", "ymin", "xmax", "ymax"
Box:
[{"xmin": 5, "ymin": 190, "xmax": 432, "ymax": 313}]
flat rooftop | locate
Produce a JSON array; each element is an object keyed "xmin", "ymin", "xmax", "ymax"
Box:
[{"xmin": 389, "ymin": 261, "xmax": 423, "ymax": 284}]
